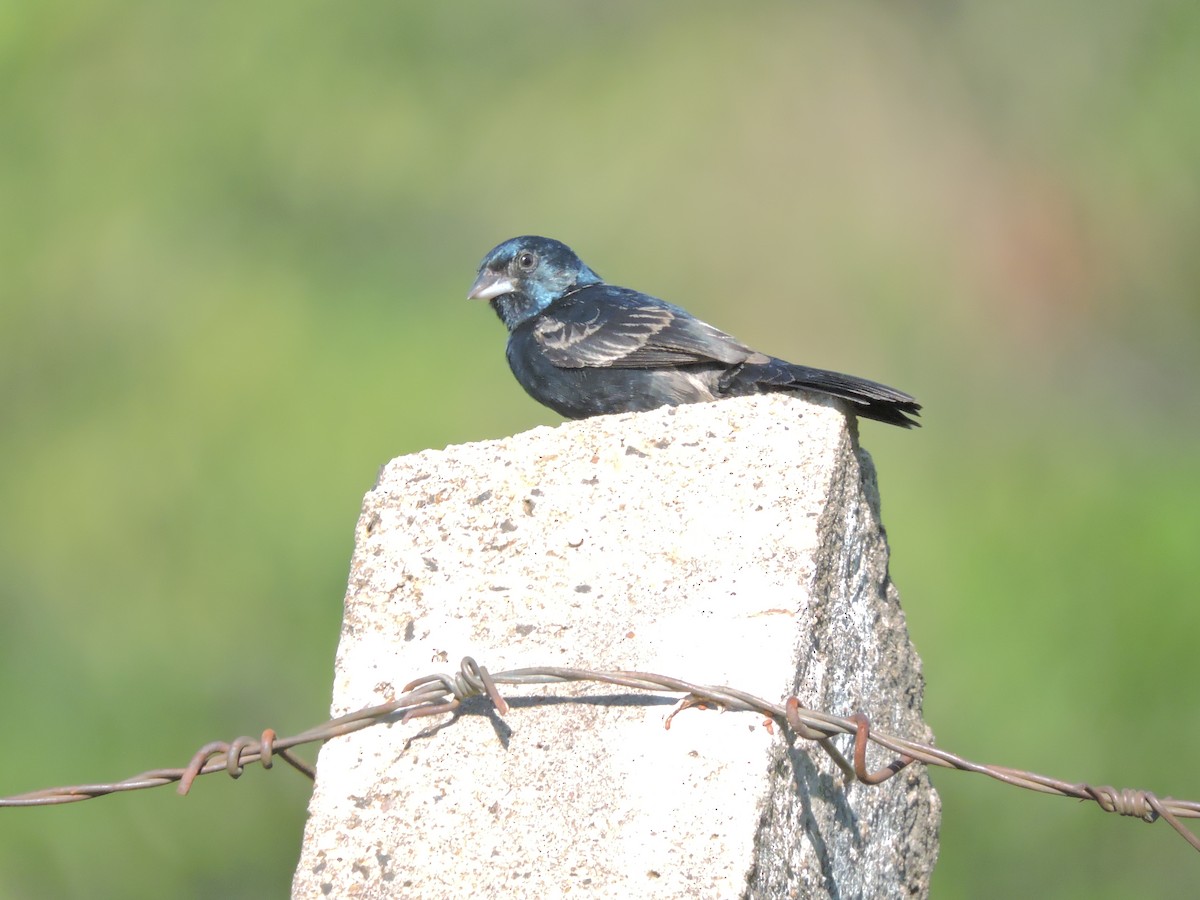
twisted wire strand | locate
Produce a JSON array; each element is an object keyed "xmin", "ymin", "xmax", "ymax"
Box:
[{"xmin": 1, "ymin": 656, "xmax": 1197, "ymax": 852}]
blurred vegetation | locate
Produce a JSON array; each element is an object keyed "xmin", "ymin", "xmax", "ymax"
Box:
[{"xmin": 2, "ymin": 2, "xmax": 1198, "ymax": 897}]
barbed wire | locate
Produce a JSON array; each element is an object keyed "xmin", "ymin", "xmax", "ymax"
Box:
[{"xmin": 2, "ymin": 656, "xmax": 1197, "ymax": 853}]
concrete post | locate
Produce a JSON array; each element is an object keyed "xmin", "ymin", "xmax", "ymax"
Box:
[{"xmin": 293, "ymin": 394, "xmax": 939, "ymax": 899}]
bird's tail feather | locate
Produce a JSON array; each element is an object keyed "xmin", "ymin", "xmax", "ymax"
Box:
[{"xmin": 759, "ymin": 363, "xmax": 922, "ymax": 428}]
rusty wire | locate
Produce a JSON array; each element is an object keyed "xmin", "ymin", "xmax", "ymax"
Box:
[{"xmin": 2, "ymin": 656, "xmax": 1198, "ymax": 853}]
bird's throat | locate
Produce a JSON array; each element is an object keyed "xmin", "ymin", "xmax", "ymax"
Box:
[{"xmin": 490, "ymin": 293, "xmax": 544, "ymax": 332}]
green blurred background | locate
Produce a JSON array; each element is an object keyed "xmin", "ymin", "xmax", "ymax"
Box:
[{"xmin": 2, "ymin": 1, "xmax": 1198, "ymax": 896}]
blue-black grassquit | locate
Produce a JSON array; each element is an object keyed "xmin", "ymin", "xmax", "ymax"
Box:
[{"xmin": 469, "ymin": 236, "xmax": 920, "ymax": 428}]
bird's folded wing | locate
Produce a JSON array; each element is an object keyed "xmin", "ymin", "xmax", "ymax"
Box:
[{"xmin": 533, "ymin": 287, "xmax": 759, "ymax": 369}]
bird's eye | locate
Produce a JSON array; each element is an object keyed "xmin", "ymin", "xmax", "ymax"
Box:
[{"xmin": 516, "ymin": 250, "xmax": 538, "ymax": 272}]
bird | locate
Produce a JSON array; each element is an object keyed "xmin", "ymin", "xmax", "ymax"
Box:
[{"xmin": 467, "ymin": 236, "xmax": 921, "ymax": 428}]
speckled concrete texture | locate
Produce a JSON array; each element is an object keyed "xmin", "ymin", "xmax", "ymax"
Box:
[{"xmin": 293, "ymin": 394, "xmax": 939, "ymax": 899}]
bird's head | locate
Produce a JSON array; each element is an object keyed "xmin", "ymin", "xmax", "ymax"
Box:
[{"xmin": 468, "ymin": 236, "xmax": 602, "ymax": 328}]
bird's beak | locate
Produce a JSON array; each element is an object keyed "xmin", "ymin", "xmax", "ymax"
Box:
[{"xmin": 467, "ymin": 269, "xmax": 515, "ymax": 301}]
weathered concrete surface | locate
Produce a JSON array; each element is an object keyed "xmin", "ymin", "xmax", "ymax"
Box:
[{"xmin": 293, "ymin": 394, "xmax": 939, "ymax": 899}]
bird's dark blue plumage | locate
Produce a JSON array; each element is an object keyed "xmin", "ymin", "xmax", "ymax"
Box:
[{"xmin": 468, "ymin": 236, "xmax": 921, "ymax": 428}]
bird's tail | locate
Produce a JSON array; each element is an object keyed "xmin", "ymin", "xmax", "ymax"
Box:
[{"xmin": 745, "ymin": 362, "xmax": 922, "ymax": 428}]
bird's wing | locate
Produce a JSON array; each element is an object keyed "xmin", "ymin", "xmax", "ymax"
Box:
[{"xmin": 532, "ymin": 287, "xmax": 760, "ymax": 369}]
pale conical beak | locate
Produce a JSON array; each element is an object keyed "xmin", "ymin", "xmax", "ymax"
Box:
[{"xmin": 467, "ymin": 269, "xmax": 515, "ymax": 301}]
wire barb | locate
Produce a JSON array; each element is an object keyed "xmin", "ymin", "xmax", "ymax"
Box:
[
  {"xmin": 850, "ymin": 713, "xmax": 915, "ymax": 785},
  {"xmin": 399, "ymin": 656, "xmax": 509, "ymax": 722},
  {"xmin": 176, "ymin": 729, "xmax": 302, "ymax": 796}
]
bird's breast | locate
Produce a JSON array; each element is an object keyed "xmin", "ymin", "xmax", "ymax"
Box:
[{"xmin": 506, "ymin": 325, "xmax": 722, "ymax": 419}]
